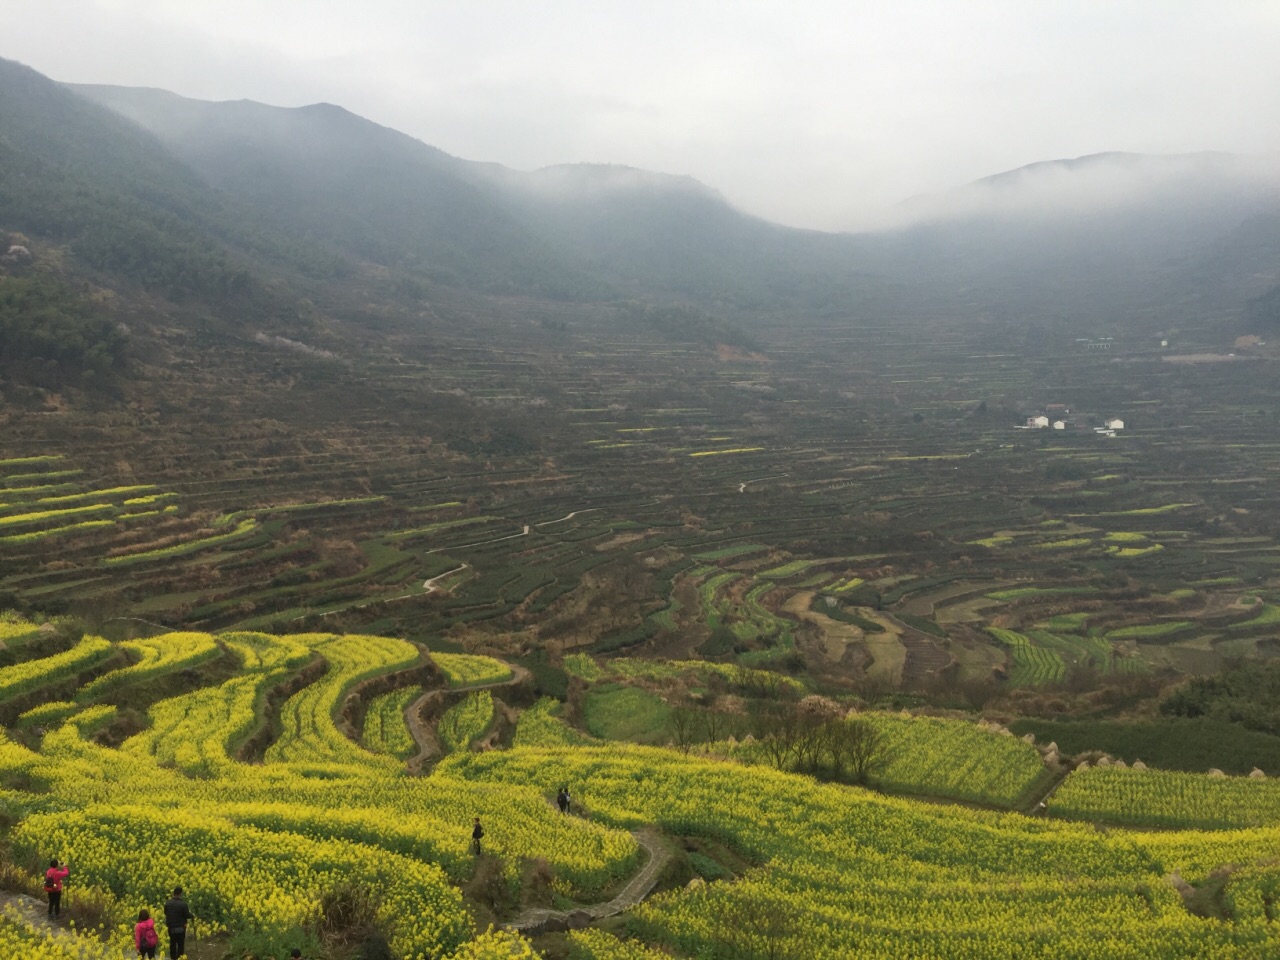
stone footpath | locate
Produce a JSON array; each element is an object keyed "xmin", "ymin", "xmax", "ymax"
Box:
[{"xmin": 509, "ymin": 827, "xmax": 672, "ymax": 935}]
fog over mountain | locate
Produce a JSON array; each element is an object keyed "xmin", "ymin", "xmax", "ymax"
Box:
[
  {"xmin": 886, "ymin": 152, "xmax": 1280, "ymax": 231},
  {"xmin": 8, "ymin": 1, "xmax": 1280, "ymax": 232},
  {"xmin": 0, "ymin": 54, "xmax": 1268, "ymax": 347}
]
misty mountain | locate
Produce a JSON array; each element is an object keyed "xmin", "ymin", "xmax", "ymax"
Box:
[
  {"xmin": 875, "ymin": 152, "xmax": 1280, "ymax": 329},
  {"xmin": 72, "ymin": 83, "xmax": 880, "ymax": 310},
  {"xmin": 0, "ymin": 58, "xmax": 259, "ymax": 301},
  {"xmin": 71, "ymin": 83, "xmax": 603, "ymax": 299},
  {"xmin": 4, "ymin": 57, "xmax": 1277, "ymax": 341}
]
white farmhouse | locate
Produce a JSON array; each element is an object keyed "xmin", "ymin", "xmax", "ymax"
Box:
[
  {"xmin": 1105, "ymin": 418, "xmax": 1125, "ymax": 430},
  {"xmin": 1026, "ymin": 415, "xmax": 1050, "ymax": 429},
  {"xmin": 1053, "ymin": 420, "xmax": 1066, "ymax": 430}
]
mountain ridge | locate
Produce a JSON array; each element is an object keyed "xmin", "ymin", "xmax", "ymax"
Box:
[{"xmin": 1, "ymin": 57, "xmax": 1276, "ymax": 343}]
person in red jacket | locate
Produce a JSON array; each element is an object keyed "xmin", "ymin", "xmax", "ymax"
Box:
[
  {"xmin": 43, "ymin": 858, "xmax": 69, "ymax": 919},
  {"xmin": 134, "ymin": 908, "xmax": 160, "ymax": 959}
]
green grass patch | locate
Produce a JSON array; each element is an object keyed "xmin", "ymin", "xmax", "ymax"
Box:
[
  {"xmin": 987, "ymin": 628, "xmax": 1066, "ymax": 685},
  {"xmin": 693, "ymin": 543, "xmax": 769, "ymax": 561},
  {"xmin": 987, "ymin": 586, "xmax": 1098, "ymax": 602},
  {"xmin": 382, "ymin": 516, "xmax": 495, "ymax": 541},
  {"xmin": 582, "ymin": 684, "xmax": 673, "ymax": 743},
  {"xmin": 1231, "ymin": 604, "xmax": 1280, "ymax": 630},
  {"xmin": 1009, "ymin": 717, "xmax": 1280, "ymax": 776},
  {"xmin": 0, "ymin": 455, "xmax": 64, "ymax": 468},
  {"xmin": 1043, "ymin": 612, "xmax": 1090, "ymax": 632},
  {"xmin": 563, "ymin": 653, "xmax": 604, "ymax": 682},
  {"xmin": 1103, "ymin": 503, "xmax": 1194, "ymax": 516},
  {"xmin": 1106, "ymin": 621, "xmax": 1193, "ymax": 641},
  {"xmin": 758, "ymin": 559, "xmax": 814, "ymax": 579},
  {"xmin": 1108, "ymin": 544, "xmax": 1164, "ymax": 558}
]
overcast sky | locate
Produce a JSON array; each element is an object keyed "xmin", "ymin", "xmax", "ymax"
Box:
[{"xmin": 4, "ymin": 1, "xmax": 1279, "ymax": 230}]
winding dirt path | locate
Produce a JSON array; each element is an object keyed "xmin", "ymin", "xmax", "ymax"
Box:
[
  {"xmin": 403, "ymin": 662, "xmax": 532, "ymax": 774},
  {"xmin": 508, "ymin": 826, "xmax": 672, "ymax": 934},
  {"xmin": 422, "ymin": 564, "xmax": 468, "ymax": 594},
  {"xmin": 738, "ymin": 473, "xmax": 788, "ymax": 493},
  {"xmin": 0, "ymin": 893, "xmax": 65, "ymax": 939},
  {"xmin": 535, "ymin": 509, "xmax": 599, "ymax": 527},
  {"xmin": 1, "ymin": 891, "xmax": 224, "ymax": 958},
  {"xmin": 427, "ymin": 525, "xmax": 531, "ymax": 554}
]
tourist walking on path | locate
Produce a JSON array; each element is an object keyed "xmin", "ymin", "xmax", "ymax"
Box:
[
  {"xmin": 163, "ymin": 886, "xmax": 194, "ymax": 959},
  {"xmin": 557, "ymin": 786, "xmax": 571, "ymax": 814},
  {"xmin": 43, "ymin": 858, "xmax": 69, "ymax": 919},
  {"xmin": 134, "ymin": 908, "xmax": 160, "ymax": 959},
  {"xmin": 472, "ymin": 817, "xmax": 484, "ymax": 856}
]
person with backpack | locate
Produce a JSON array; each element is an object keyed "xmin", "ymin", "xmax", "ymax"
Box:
[
  {"xmin": 471, "ymin": 816, "xmax": 484, "ymax": 856},
  {"xmin": 43, "ymin": 858, "xmax": 69, "ymax": 919},
  {"xmin": 134, "ymin": 908, "xmax": 160, "ymax": 959},
  {"xmin": 557, "ymin": 786, "xmax": 571, "ymax": 814},
  {"xmin": 163, "ymin": 886, "xmax": 194, "ymax": 959}
]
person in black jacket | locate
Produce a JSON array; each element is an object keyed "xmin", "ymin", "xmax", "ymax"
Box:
[
  {"xmin": 471, "ymin": 816, "xmax": 484, "ymax": 856},
  {"xmin": 163, "ymin": 886, "xmax": 194, "ymax": 959}
]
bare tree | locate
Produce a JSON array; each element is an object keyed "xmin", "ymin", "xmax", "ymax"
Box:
[
  {"xmin": 668, "ymin": 705, "xmax": 698, "ymax": 754},
  {"xmin": 838, "ymin": 716, "xmax": 892, "ymax": 785},
  {"xmin": 750, "ymin": 703, "xmax": 801, "ymax": 770},
  {"xmin": 700, "ymin": 707, "xmax": 733, "ymax": 743}
]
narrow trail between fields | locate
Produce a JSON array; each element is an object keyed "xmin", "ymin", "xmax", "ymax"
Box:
[
  {"xmin": 427, "ymin": 525, "xmax": 531, "ymax": 554},
  {"xmin": 403, "ymin": 663, "xmax": 532, "ymax": 774},
  {"xmin": 0, "ymin": 891, "xmax": 222, "ymax": 958},
  {"xmin": 507, "ymin": 826, "xmax": 673, "ymax": 934},
  {"xmin": 1025, "ymin": 766, "xmax": 1073, "ymax": 816},
  {"xmin": 427, "ymin": 505, "xmax": 596, "ymax": 554},
  {"xmin": 738, "ymin": 473, "xmax": 788, "ymax": 493},
  {"xmin": 535, "ymin": 508, "xmax": 599, "ymax": 526},
  {"xmin": 422, "ymin": 563, "xmax": 468, "ymax": 594},
  {"xmin": 0, "ymin": 893, "xmax": 69, "ymax": 940}
]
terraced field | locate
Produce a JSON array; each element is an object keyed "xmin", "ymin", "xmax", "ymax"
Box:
[
  {"xmin": 1, "ymin": 625, "xmax": 1279, "ymax": 958},
  {"xmin": 6, "ymin": 325, "xmax": 1280, "ymax": 717}
]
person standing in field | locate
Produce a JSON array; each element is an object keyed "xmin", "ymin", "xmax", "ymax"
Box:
[
  {"xmin": 43, "ymin": 858, "xmax": 69, "ymax": 919},
  {"xmin": 163, "ymin": 886, "xmax": 194, "ymax": 959},
  {"xmin": 471, "ymin": 816, "xmax": 484, "ymax": 856},
  {"xmin": 557, "ymin": 786, "xmax": 571, "ymax": 814},
  {"xmin": 134, "ymin": 908, "xmax": 160, "ymax": 959}
]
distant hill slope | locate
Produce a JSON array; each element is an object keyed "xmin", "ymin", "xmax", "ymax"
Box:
[
  {"xmin": 0, "ymin": 59, "xmax": 256, "ymax": 301},
  {"xmin": 4, "ymin": 62, "xmax": 1272, "ymax": 337},
  {"xmin": 71, "ymin": 83, "xmax": 608, "ymax": 300},
  {"xmin": 72, "ymin": 83, "xmax": 885, "ymax": 311},
  {"xmin": 475, "ymin": 161, "xmax": 874, "ymax": 306},
  {"xmin": 877, "ymin": 151, "xmax": 1280, "ymax": 328}
]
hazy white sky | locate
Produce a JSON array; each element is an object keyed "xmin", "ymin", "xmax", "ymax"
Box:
[{"xmin": 4, "ymin": 0, "xmax": 1279, "ymax": 230}]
